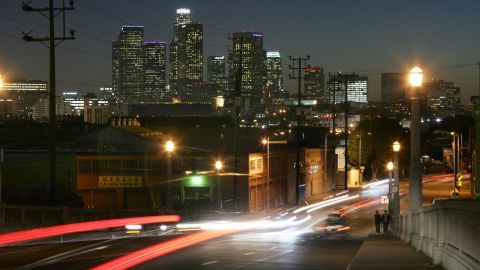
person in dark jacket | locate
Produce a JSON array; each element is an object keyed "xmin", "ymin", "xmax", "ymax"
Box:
[
  {"xmin": 382, "ymin": 210, "xmax": 391, "ymax": 233},
  {"xmin": 374, "ymin": 210, "xmax": 381, "ymax": 233}
]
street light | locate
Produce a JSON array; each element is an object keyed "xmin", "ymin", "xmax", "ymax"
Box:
[
  {"xmin": 165, "ymin": 140, "xmax": 175, "ymax": 153},
  {"xmin": 392, "ymin": 141, "xmax": 401, "ymax": 216},
  {"xmin": 408, "ymin": 66, "xmax": 423, "ymax": 211},
  {"xmin": 165, "ymin": 140, "xmax": 175, "ymax": 210},
  {"xmin": 393, "ymin": 141, "xmax": 400, "ymax": 152},
  {"xmin": 215, "ymin": 160, "xmax": 223, "ymax": 210}
]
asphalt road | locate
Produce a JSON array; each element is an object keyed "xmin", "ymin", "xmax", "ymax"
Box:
[{"xmin": 0, "ymin": 174, "xmax": 459, "ymax": 270}]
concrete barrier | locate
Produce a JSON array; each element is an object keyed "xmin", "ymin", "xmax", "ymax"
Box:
[{"xmin": 392, "ymin": 200, "xmax": 480, "ymax": 270}]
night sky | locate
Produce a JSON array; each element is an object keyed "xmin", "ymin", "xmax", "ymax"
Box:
[{"xmin": 0, "ymin": 0, "xmax": 479, "ymax": 102}]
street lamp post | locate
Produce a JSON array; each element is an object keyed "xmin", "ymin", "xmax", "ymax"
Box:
[
  {"xmin": 165, "ymin": 140, "xmax": 174, "ymax": 210},
  {"xmin": 261, "ymin": 137, "xmax": 287, "ymax": 213},
  {"xmin": 392, "ymin": 141, "xmax": 401, "ymax": 216},
  {"xmin": 387, "ymin": 161, "xmax": 394, "ymax": 214},
  {"xmin": 262, "ymin": 138, "xmax": 270, "ymax": 213},
  {"xmin": 358, "ymin": 134, "xmax": 362, "ymax": 185},
  {"xmin": 408, "ymin": 67, "xmax": 424, "ymax": 210},
  {"xmin": 215, "ymin": 160, "xmax": 223, "ymax": 210}
]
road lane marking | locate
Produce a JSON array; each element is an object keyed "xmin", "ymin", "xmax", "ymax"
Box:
[
  {"xmin": 270, "ymin": 246, "xmax": 277, "ymax": 250},
  {"xmin": 244, "ymin": 252, "xmax": 255, "ymax": 256},
  {"xmin": 201, "ymin": 260, "xmax": 219, "ymax": 266},
  {"xmin": 256, "ymin": 250, "xmax": 294, "ymax": 263}
]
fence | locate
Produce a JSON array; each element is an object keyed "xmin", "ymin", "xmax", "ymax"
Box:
[{"xmin": 392, "ymin": 200, "xmax": 480, "ymax": 270}]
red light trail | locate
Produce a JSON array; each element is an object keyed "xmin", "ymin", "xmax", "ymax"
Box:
[
  {"xmin": 91, "ymin": 229, "xmax": 237, "ymax": 270},
  {"xmin": 0, "ymin": 215, "xmax": 180, "ymax": 246}
]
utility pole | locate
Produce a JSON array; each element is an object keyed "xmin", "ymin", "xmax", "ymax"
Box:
[
  {"xmin": 477, "ymin": 61, "xmax": 480, "ymax": 95},
  {"xmin": 340, "ymin": 72, "xmax": 355, "ymax": 190},
  {"xmin": 229, "ymin": 35, "xmax": 243, "ymax": 211},
  {"xmin": 22, "ymin": 0, "xmax": 75, "ymax": 206},
  {"xmin": 329, "ymin": 73, "xmax": 337, "ymax": 133},
  {"xmin": 289, "ymin": 55, "xmax": 310, "ymax": 205}
]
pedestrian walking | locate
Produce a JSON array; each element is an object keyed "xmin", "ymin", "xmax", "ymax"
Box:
[
  {"xmin": 374, "ymin": 210, "xmax": 381, "ymax": 233},
  {"xmin": 382, "ymin": 210, "xmax": 391, "ymax": 233}
]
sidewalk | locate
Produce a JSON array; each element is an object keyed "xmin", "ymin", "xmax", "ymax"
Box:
[{"xmin": 348, "ymin": 233, "xmax": 443, "ymax": 270}]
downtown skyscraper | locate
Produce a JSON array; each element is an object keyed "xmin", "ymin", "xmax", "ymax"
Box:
[
  {"xmin": 304, "ymin": 66, "xmax": 325, "ymax": 100},
  {"xmin": 143, "ymin": 41, "xmax": 167, "ymax": 100},
  {"xmin": 112, "ymin": 26, "xmax": 144, "ymax": 103},
  {"xmin": 207, "ymin": 56, "xmax": 226, "ymax": 96},
  {"xmin": 265, "ymin": 51, "xmax": 285, "ymax": 101},
  {"xmin": 169, "ymin": 8, "xmax": 203, "ymax": 100},
  {"xmin": 228, "ymin": 32, "xmax": 266, "ymax": 114}
]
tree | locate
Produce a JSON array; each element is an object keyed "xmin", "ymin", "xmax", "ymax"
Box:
[{"xmin": 349, "ymin": 117, "xmax": 409, "ymax": 180}]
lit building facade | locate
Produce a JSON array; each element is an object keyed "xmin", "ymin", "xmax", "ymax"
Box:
[
  {"xmin": 112, "ymin": 26, "xmax": 144, "ymax": 103},
  {"xmin": 207, "ymin": 56, "xmax": 227, "ymax": 96},
  {"xmin": 2, "ymin": 80, "xmax": 47, "ymax": 92},
  {"xmin": 423, "ymin": 80, "xmax": 461, "ymax": 112},
  {"xmin": 328, "ymin": 74, "xmax": 368, "ymax": 104},
  {"xmin": 142, "ymin": 41, "xmax": 167, "ymax": 101},
  {"xmin": 228, "ymin": 32, "xmax": 266, "ymax": 114},
  {"xmin": 169, "ymin": 8, "xmax": 203, "ymax": 100},
  {"xmin": 265, "ymin": 51, "xmax": 285, "ymax": 101},
  {"xmin": 0, "ymin": 79, "xmax": 48, "ymax": 118},
  {"xmin": 304, "ymin": 66, "xmax": 325, "ymax": 99}
]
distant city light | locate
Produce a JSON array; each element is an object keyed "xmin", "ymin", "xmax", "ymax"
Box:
[
  {"xmin": 252, "ymin": 33, "xmax": 263, "ymax": 37},
  {"xmin": 177, "ymin": 8, "xmax": 190, "ymax": 14},
  {"xmin": 266, "ymin": 51, "xmax": 281, "ymax": 58}
]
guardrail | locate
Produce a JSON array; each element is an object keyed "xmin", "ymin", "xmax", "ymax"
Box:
[
  {"xmin": 0, "ymin": 205, "xmax": 163, "ymax": 230},
  {"xmin": 392, "ymin": 200, "xmax": 480, "ymax": 270}
]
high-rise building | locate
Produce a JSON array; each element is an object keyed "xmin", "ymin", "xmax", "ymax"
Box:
[
  {"xmin": 423, "ymin": 80, "xmax": 461, "ymax": 111},
  {"xmin": 328, "ymin": 74, "xmax": 368, "ymax": 104},
  {"xmin": 265, "ymin": 51, "xmax": 285, "ymax": 101},
  {"xmin": 228, "ymin": 32, "xmax": 266, "ymax": 113},
  {"xmin": 207, "ymin": 56, "xmax": 226, "ymax": 96},
  {"xmin": 112, "ymin": 26, "xmax": 144, "ymax": 103},
  {"xmin": 304, "ymin": 66, "xmax": 325, "ymax": 99},
  {"xmin": 381, "ymin": 73, "xmax": 406, "ymax": 103},
  {"xmin": 142, "ymin": 41, "xmax": 167, "ymax": 101},
  {"xmin": 169, "ymin": 8, "xmax": 203, "ymax": 100}
]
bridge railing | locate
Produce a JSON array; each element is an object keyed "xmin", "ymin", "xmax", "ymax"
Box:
[
  {"xmin": 0, "ymin": 205, "xmax": 162, "ymax": 230},
  {"xmin": 392, "ymin": 200, "xmax": 480, "ymax": 270}
]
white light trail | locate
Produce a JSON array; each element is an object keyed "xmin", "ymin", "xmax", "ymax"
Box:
[{"xmin": 306, "ymin": 195, "xmax": 360, "ymax": 213}]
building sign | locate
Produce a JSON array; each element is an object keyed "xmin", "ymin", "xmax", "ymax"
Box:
[
  {"xmin": 99, "ymin": 176, "xmax": 142, "ymax": 188},
  {"xmin": 249, "ymin": 156, "xmax": 263, "ymax": 175}
]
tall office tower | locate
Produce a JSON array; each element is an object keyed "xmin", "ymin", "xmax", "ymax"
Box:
[
  {"xmin": 328, "ymin": 74, "xmax": 368, "ymax": 104},
  {"xmin": 228, "ymin": 32, "xmax": 266, "ymax": 113},
  {"xmin": 423, "ymin": 79, "xmax": 461, "ymax": 111},
  {"xmin": 112, "ymin": 26, "xmax": 144, "ymax": 103},
  {"xmin": 207, "ymin": 56, "xmax": 226, "ymax": 96},
  {"xmin": 169, "ymin": 8, "xmax": 203, "ymax": 100},
  {"xmin": 304, "ymin": 66, "xmax": 325, "ymax": 99},
  {"xmin": 265, "ymin": 51, "xmax": 285, "ymax": 101},
  {"xmin": 143, "ymin": 41, "xmax": 167, "ymax": 101},
  {"xmin": 381, "ymin": 72, "xmax": 407, "ymax": 103}
]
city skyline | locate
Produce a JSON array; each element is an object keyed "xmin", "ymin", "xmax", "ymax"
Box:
[{"xmin": 0, "ymin": 1, "xmax": 479, "ymax": 103}]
